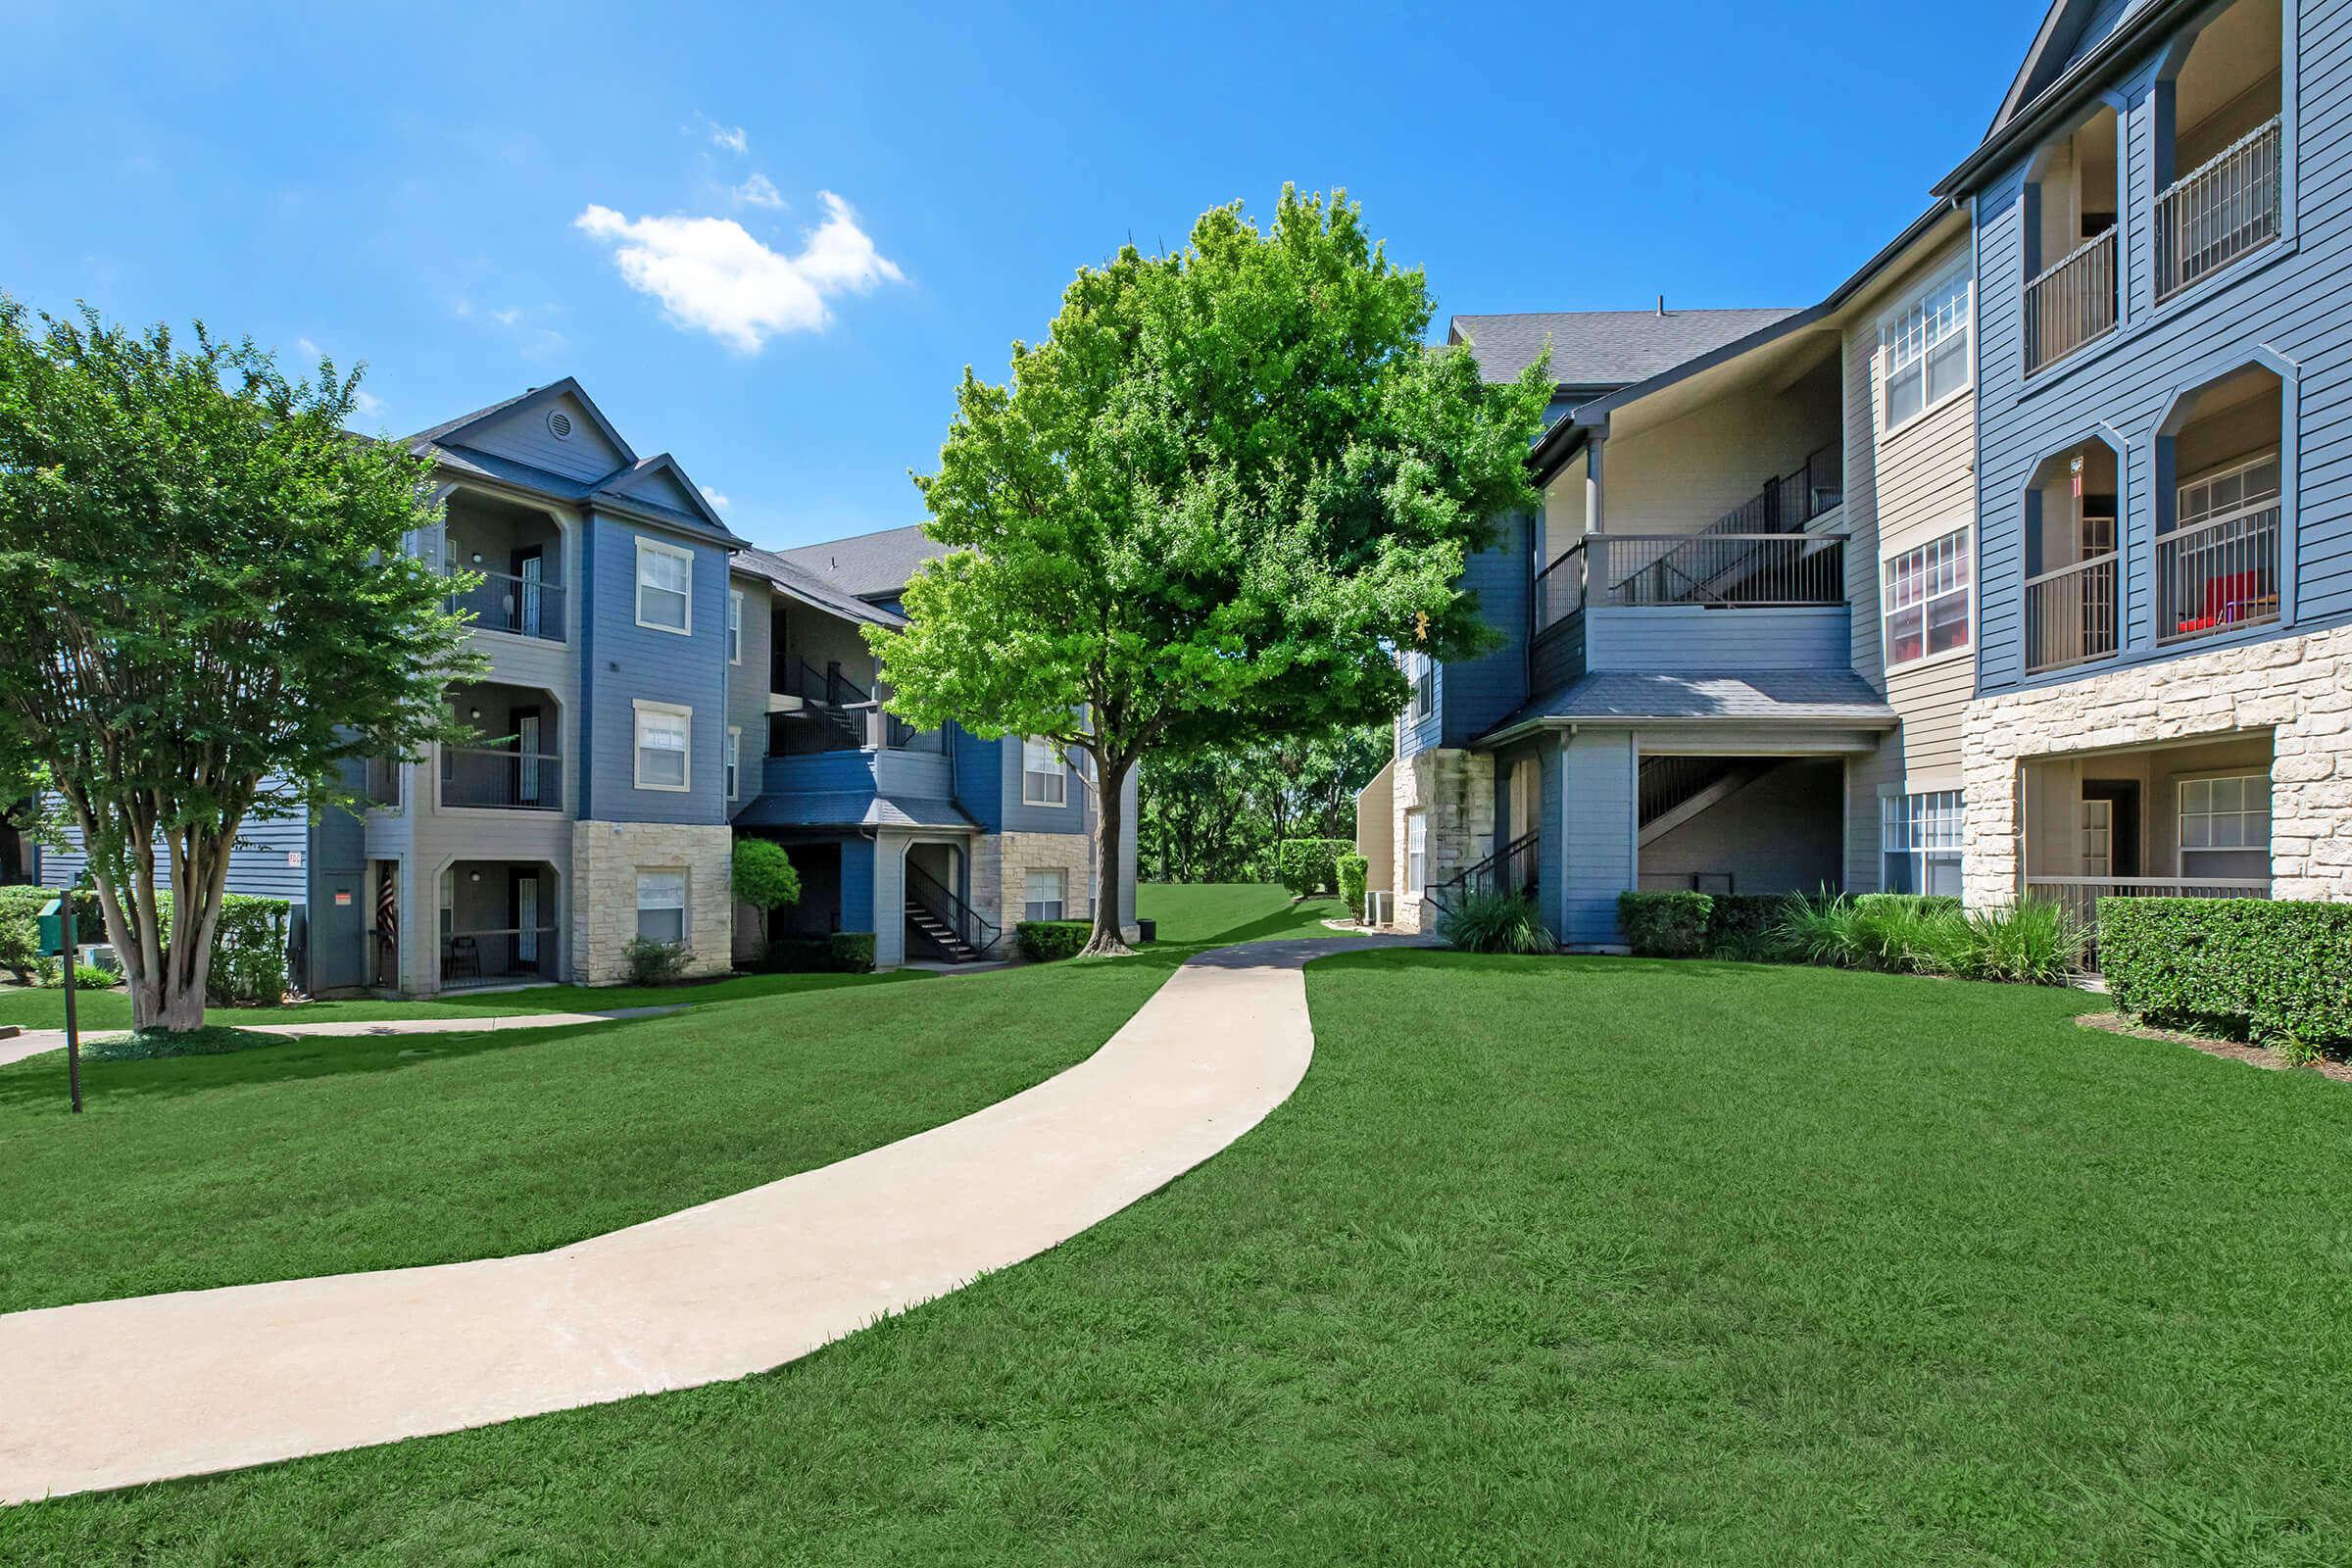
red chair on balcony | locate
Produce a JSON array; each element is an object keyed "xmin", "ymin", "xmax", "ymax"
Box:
[{"xmin": 2174, "ymin": 570, "xmax": 2264, "ymax": 635}]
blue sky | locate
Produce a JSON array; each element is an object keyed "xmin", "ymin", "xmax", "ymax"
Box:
[{"xmin": 3, "ymin": 1, "xmax": 2043, "ymax": 552}]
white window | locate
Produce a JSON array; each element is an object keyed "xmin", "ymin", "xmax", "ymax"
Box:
[
  {"xmin": 1405, "ymin": 809, "xmax": 1428, "ymax": 892},
  {"xmin": 1023, "ymin": 867, "xmax": 1068, "ymax": 922},
  {"xmin": 1407, "ymin": 651, "xmax": 1435, "ymax": 722},
  {"xmin": 1881, "ymin": 790, "xmax": 1965, "ymax": 896},
  {"xmin": 1882, "ymin": 527, "xmax": 1972, "ymax": 667},
  {"xmin": 1881, "ymin": 268, "xmax": 1972, "ymax": 434},
  {"xmin": 635, "ymin": 869, "xmax": 687, "ymax": 945},
  {"xmin": 1022, "ymin": 736, "xmax": 1067, "ymax": 806},
  {"xmin": 725, "ymin": 725, "xmax": 742, "ymax": 799},
  {"xmin": 636, "ymin": 537, "xmax": 693, "ymax": 634},
  {"xmin": 632, "ymin": 700, "xmax": 691, "ymax": 791},
  {"xmin": 2179, "ymin": 449, "xmax": 2282, "ymax": 529},
  {"xmin": 727, "ymin": 588, "xmax": 745, "ymax": 663},
  {"xmin": 2180, "ymin": 773, "xmax": 2272, "ymax": 855}
]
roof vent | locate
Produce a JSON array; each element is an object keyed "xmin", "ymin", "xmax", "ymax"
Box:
[
  {"xmin": 1656, "ymin": 294, "xmax": 1667, "ymax": 317},
  {"xmin": 546, "ymin": 409, "xmax": 574, "ymax": 441}
]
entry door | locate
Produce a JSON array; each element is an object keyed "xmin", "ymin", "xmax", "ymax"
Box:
[
  {"xmin": 514, "ymin": 872, "xmax": 540, "ymax": 966},
  {"xmin": 2082, "ymin": 780, "xmax": 2141, "ymax": 878},
  {"xmin": 513, "ymin": 548, "xmax": 544, "ymax": 638},
  {"xmin": 515, "ymin": 709, "xmax": 542, "ymax": 805}
]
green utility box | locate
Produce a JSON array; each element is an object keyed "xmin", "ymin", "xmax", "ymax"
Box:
[{"xmin": 36, "ymin": 898, "xmax": 66, "ymax": 956}]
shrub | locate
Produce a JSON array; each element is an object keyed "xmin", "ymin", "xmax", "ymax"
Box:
[
  {"xmin": 1854, "ymin": 893, "xmax": 1962, "ymax": 918},
  {"xmin": 1960, "ymin": 899, "xmax": 2088, "ymax": 986},
  {"xmin": 1619, "ymin": 891, "xmax": 1713, "ymax": 958},
  {"xmin": 1704, "ymin": 894, "xmax": 1791, "ymax": 961},
  {"xmin": 70, "ymin": 963, "xmax": 117, "ymax": 991},
  {"xmin": 207, "ymin": 894, "xmax": 291, "ymax": 1005},
  {"xmin": 757, "ymin": 933, "xmax": 876, "ymax": 974},
  {"xmin": 622, "ymin": 936, "xmax": 691, "ymax": 987},
  {"xmin": 1336, "ymin": 853, "xmax": 1370, "ymax": 919},
  {"xmin": 1274, "ymin": 838, "xmax": 1350, "ymax": 898},
  {"xmin": 731, "ymin": 840, "xmax": 802, "ymax": 949},
  {"xmin": 1438, "ymin": 891, "xmax": 1555, "ymax": 955},
  {"xmin": 827, "ymin": 932, "xmax": 877, "ymax": 974},
  {"xmin": 1015, "ymin": 920, "xmax": 1093, "ymax": 962},
  {"xmin": 2101, "ymin": 898, "xmax": 2352, "ymax": 1049}
]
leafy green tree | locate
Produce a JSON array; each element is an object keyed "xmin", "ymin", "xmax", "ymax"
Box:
[
  {"xmin": 731, "ymin": 838, "xmax": 803, "ymax": 949},
  {"xmin": 870, "ymin": 188, "xmax": 1550, "ymax": 954},
  {"xmin": 0, "ymin": 301, "xmax": 478, "ymax": 1031},
  {"xmin": 1140, "ymin": 725, "xmax": 1389, "ymax": 884}
]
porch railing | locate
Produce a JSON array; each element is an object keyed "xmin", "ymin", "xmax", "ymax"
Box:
[
  {"xmin": 906, "ymin": 860, "xmax": 1001, "ymax": 956},
  {"xmin": 2024, "ymin": 227, "xmax": 2117, "ymax": 375},
  {"xmin": 450, "ymin": 568, "xmax": 565, "ymax": 642},
  {"xmin": 2023, "ymin": 552, "xmax": 2119, "ymax": 674},
  {"xmin": 2156, "ymin": 116, "xmax": 2281, "ymax": 303},
  {"xmin": 440, "ymin": 926, "xmax": 561, "ymax": 989},
  {"xmin": 440, "ymin": 747, "xmax": 563, "ymax": 809},
  {"xmin": 1595, "ymin": 533, "xmax": 1846, "ymax": 610},
  {"xmin": 2158, "ymin": 502, "xmax": 2281, "ymax": 645},
  {"xmin": 2026, "ymin": 875, "xmax": 2271, "ymax": 929},
  {"xmin": 1423, "ymin": 830, "xmax": 1541, "ymax": 916}
]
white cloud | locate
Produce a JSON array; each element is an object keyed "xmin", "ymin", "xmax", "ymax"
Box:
[
  {"xmin": 708, "ymin": 121, "xmax": 748, "ymax": 154},
  {"xmin": 733, "ymin": 172, "xmax": 785, "ymax": 210},
  {"xmin": 703, "ymin": 487, "xmax": 731, "ymax": 512},
  {"xmin": 296, "ymin": 336, "xmax": 323, "ymax": 361},
  {"xmin": 573, "ymin": 192, "xmax": 906, "ymax": 353},
  {"xmin": 353, "ymin": 387, "xmax": 388, "ymax": 417},
  {"xmin": 492, "ymin": 307, "xmax": 524, "ymax": 326}
]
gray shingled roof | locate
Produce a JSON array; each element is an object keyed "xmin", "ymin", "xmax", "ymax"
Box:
[
  {"xmin": 1480, "ymin": 669, "xmax": 1897, "ymax": 740},
  {"xmin": 731, "ymin": 791, "xmax": 976, "ymax": 830},
  {"xmin": 1446, "ymin": 309, "xmax": 1800, "ymax": 388},
  {"xmin": 770, "ymin": 523, "xmax": 950, "ymax": 602},
  {"xmin": 731, "ymin": 545, "xmax": 907, "ymax": 629}
]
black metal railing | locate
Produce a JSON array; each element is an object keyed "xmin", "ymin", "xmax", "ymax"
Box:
[
  {"xmin": 906, "ymin": 860, "xmax": 1001, "ymax": 956},
  {"xmin": 1424, "ymin": 830, "xmax": 1541, "ymax": 915},
  {"xmin": 2157, "ymin": 116, "xmax": 2281, "ymax": 302},
  {"xmin": 440, "ymin": 747, "xmax": 563, "ymax": 809},
  {"xmin": 440, "ymin": 926, "xmax": 561, "ymax": 989},
  {"xmin": 450, "ymin": 568, "xmax": 564, "ymax": 642},
  {"xmin": 1594, "ymin": 533, "xmax": 1846, "ymax": 609},
  {"xmin": 2024, "ymin": 227, "xmax": 2118, "ymax": 375},
  {"xmin": 1703, "ymin": 442, "xmax": 1843, "ymax": 536}
]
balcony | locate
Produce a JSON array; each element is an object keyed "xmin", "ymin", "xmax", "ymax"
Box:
[
  {"xmin": 450, "ymin": 568, "xmax": 565, "ymax": 642},
  {"xmin": 2157, "ymin": 117, "xmax": 2281, "ymax": 303},
  {"xmin": 439, "ymin": 858, "xmax": 562, "ymax": 991},
  {"xmin": 2023, "ymin": 553, "xmax": 2119, "ymax": 674},
  {"xmin": 2024, "ymin": 228, "xmax": 2117, "ymax": 376},
  {"xmin": 440, "ymin": 747, "xmax": 562, "ymax": 810},
  {"xmin": 1540, "ymin": 533, "xmax": 1846, "ymax": 627},
  {"xmin": 2158, "ymin": 501, "xmax": 2281, "ymax": 645}
]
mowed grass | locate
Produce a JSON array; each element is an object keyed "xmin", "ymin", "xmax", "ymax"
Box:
[
  {"xmin": 0, "ymin": 956, "xmax": 1187, "ymax": 1315},
  {"xmin": 15, "ymin": 951, "xmax": 2352, "ymax": 1564},
  {"xmin": 1136, "ymin": 880, "xmax": 1346, "ymax": 945}
]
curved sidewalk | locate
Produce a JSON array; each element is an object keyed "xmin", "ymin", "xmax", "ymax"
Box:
[{"xmin": 0, "ymin": 935, "xmax": 1411, "ymax": 1505}]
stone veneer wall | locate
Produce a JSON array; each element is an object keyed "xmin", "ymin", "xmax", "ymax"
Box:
[
  {"xmin": 568, "ymin": 821, "xmax": 736, "ymax": 983},
  {"xmin": 1392, "ymin": 747, "xmax": 1494, "ymax": 934},
  {"xmin": 1960, "ymin": 623, "xmax": 2352, "ymax": 906},
  {"xmin": 972, "ymin": 829, "xmax": 1122, "ymax": 941}
]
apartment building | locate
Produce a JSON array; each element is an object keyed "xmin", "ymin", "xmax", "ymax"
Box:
[{"xmin": 39, "ymin": 381, "xmax": 1135, "ymax": 992}]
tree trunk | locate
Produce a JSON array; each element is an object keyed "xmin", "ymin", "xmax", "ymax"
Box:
[{"xmin": 1083, "ymin": 753, "xmax": 1135, "ymax": 957}]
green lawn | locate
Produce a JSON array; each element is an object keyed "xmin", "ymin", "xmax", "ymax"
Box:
[
  {"xmin": 1136, "ymin": 880, "xmax": 1347, "ymax": 945},
  {"xmin": 14, "ymin": 951, "xmax": 2352, "ymax": 1563}
]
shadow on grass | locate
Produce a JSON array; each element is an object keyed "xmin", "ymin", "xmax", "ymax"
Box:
[
  {"xmin": 1179, "ymin": 901, "xmax": 1347, "ymax": 948},
  {"xmin": 0, "ymin": 969, "xmax": 942, "ymax": 1117}
]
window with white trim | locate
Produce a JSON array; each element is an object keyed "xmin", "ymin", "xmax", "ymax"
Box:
[
  {"xmin": 1882, "ymin": 527, "xmax": 1972, "ymax": 667},
  {"xmin": 1881, "ymin": 269, "xmax": 1972, "ymax": 434},
  {"xmin": 2178, "ymin": 449, "xmax": 2281, "ymax": 529},
  {"xmin": 635, "ymin": 869, "xmax": 687, "ymax": 945},
  {"xmin": 1405, "ymin": 809, "xmax": 1428, "ymax": 893},
  {"xmin": 633, "ymin": 701, "xmax": 691, "ymax": 791},
  {"xmin": 1406, "ymin": 650, "xmax": 1435, "ymax": 722},
  {"xmin": 727, "ymin": 588, "xmax": 745, "ymax": 663},
  {"xmin": 725, "ymin": 725, "xmax": 742, "ymax": 799},
  {"xmin": 1022, "ymin": 736, "xmax": 1066, "ymax": 806},
  {"xmin": 2179, "ymin": 773, "xmax": 2272, "ymax": 856},
  {"xmin": 1881, "ymin": 790, "xmax": 1965, "ymax": 896},
  {"xmin": 1023, "ymin": 867, "xmax": 1067, "ymax": 922},
  {"xmin": 636, "ymin": 538, "xmax": 692, "ymax": 633}
]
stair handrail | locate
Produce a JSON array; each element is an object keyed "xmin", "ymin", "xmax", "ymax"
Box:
[
  {"xmin": 906, "ymin": 860, "xmax": 1001, "ymax": 956},
  {"xmin": 1424, "ymin": 829, "xmax": 1541, "ymax": 915}
]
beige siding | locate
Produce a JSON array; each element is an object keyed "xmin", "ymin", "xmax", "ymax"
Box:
[
  {"xmin": 1598, "ymin": 368, "xmax": 1840, "ymax": 538},
  {"xmin": 1885, "ymin": 656, "xmax": 1973, "ymax": 778}
]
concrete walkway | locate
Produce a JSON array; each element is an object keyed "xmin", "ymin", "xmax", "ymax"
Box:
[
  {"xmin": 0, "ymin": 1006, "xmax": 683, "ymax": 1069},
  {"xmin": 0, "ymin": 936, "xmax": 1412, "ymax": 1505}
]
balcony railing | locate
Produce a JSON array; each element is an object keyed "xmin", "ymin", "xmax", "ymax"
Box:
[
  {"xmin": 2022, "ymin": 552, "xmax": 2118, "ymax": 674},
  {"xmin": 2158, "ymin": 502, "xmax": 2281, "ymax": 645},
  {"xmin": 450, "ymin": 568, "xmax": 565, "ymax": 642},
  {"xmin": 2157, "ymin": 116, "xmax": 2281, "ymax": 303},
  {"xmin": 440, "ymin": 926, "xmax": 561, "ymax": 990},
  {"xmin": 1535, "ymin": 533, "xmax": 1847, "ymax": 631},
  {"xmin": 1704, "ymin": 442, "xmax": 1843, "ymax": 536},
  {"xmin": 2024, "ymin": 227, "xmax": 2117, "ymax": 375},
  {"xmin": 440, "ymin": 747, "xmax": 563, "ymax": 809}
]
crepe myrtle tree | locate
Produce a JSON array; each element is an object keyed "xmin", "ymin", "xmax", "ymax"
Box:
[
  {"xmin": 0, "ymin": 300, "xmax": 480, "ymax": 1031},
  {"xmin": 868, "ymin": 188, "xmax": 1551, "ymax": 956}
]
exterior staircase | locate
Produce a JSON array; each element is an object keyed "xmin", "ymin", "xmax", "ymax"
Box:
[
  {"xmin": 904, "ymin": 901, "xmax": 986, "ymax": 964},
  {"xmin": 1638, "ymin": 756, "xmax": 1775, "ymax": 846}
]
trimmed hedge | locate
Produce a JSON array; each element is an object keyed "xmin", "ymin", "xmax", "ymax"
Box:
[
  {"xmin": 2102, "ymin": 897, "xmax": 2352, "ymax": 1049},
  {"xmin": 1618, "ymin": 891, "xmax": 1712, "ymax": 958},
  {"xmin": 1336, "ymin": 853, "xmax": 1370, "ymax": 919},
  {"xmin": 1015, "ymin": 919, "xmax": 1092, "ymax": 962},
  {"xmin": 1274, "ymin": 839, "xmax": 1351, "ymax": 898},
  {"xmin": 760, "ymin": 932, "xmax": 877, "ymax": 974}
]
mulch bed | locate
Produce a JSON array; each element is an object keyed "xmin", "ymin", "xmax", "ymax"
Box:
[{"xmin": 2077, "ymin": 1011, "xmax": 2352, "ymax": 1085}]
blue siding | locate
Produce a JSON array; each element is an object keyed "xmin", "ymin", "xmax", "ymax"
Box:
[
  {"xmin": 1529, "ymin": 613, "xmax": 1587, "ymax": 694},
  {"xmin": 1585, "ymin": 607, "xmax": 1851, "ymax": 672},
  {"xmin": 581, "ymin": 512, "xmax": 733, "ymax": 824},
  {"xmin": 1975, "ymin": 0, "xmax": 2349, "ymax": 697},
  {"xmin": 839, "ymin": 837, "xmax": 876, "ymax": 935},
  {"xmin": 951, "ymin": 724, "xmax": 1004, "ymax": 829},
  {"xmin": 1557, "ymin": 729, "xmax": 1637, "ymax": 946},
  {"xmin": 1438, "ymin": 512, "xmax": 1536, "ymax": 747},
  {"xmin": 40, "ymin": 804, "xmax": 313, "ymax": 904}
]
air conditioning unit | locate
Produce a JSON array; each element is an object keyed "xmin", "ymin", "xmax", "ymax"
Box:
[{"xmin": 75, "ymin": 943, "xmax": 122, "ymax": 975}]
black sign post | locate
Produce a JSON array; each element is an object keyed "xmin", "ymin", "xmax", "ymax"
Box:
[{"xmin": 60, "ymin": 899, "xmax": 80, "ymax": 1115}]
